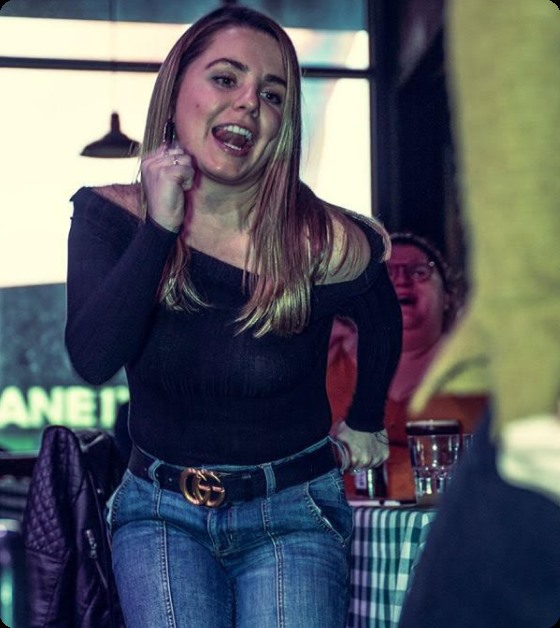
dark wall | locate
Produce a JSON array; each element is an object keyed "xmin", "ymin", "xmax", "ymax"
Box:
[
  {"xmin": 396, "ymin": 33, "xmax": 450, "ymax": 252},
  {"xmin": 386, "ymin": 27, "xmax": 468, "ymax": 278}
]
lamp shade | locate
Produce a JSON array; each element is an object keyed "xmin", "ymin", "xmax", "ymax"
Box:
[{"xmin": 81, "ymin": 112, "xmax": 140, "ymax": 158}]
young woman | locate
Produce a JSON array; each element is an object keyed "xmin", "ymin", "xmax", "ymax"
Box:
[{"xmin": 65, "ymin": 6, "xmax": 401, "ymax": 626}]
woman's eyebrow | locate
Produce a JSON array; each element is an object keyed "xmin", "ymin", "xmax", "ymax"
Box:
[{"xmin": 206, "ymin": 57, "xmax": 286, "ymax": 87}]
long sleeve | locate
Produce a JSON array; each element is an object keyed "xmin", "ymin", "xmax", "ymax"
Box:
[
  {"xmin": 65, "ymin": 188, "xmax": 178, "ymax": 385},
  {"xmin": 340, "ymin": 264, "xmax": 402, "ymax": 433},
  {"xmin": 320, "ymin": 213, "xmax": 402, "ymax": 434}
]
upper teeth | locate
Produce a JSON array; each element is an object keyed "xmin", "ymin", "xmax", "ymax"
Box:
[{"xmin": 222, "ymin": 124, "xmax": 253, "ymax": 140}]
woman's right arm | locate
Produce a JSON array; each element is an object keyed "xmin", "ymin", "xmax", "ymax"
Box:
[{"xmin": 65, "ymin": 194, "xmax": 179, "ymax": 385}]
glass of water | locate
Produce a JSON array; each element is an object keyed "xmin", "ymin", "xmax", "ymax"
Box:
[{"xmin": 406, "ymin": 419, "xmax": 462, "ymax": 506}]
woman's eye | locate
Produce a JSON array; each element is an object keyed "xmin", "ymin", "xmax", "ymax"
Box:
[
  {"xmin": 261, "ymin": 90, "xmax": 283, "ymax": 106},
  {"xmin": 213, "ymin": 75, "xmax": 236, "ymax": 88},
  {"xmin": 411, "ymin": 266, "xmax": 429, "ymax": 280}
]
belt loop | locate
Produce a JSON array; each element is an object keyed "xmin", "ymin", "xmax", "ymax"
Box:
[
  {"xmin": 262, "ymin": 464, "xmax": 276, "ymax": 497},
  {"xmin": 147, "ymin": 459, "xmax": 162, "ymax": 483}
]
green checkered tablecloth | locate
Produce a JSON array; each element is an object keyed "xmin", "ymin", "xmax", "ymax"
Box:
[{"xmin": 347, "ymin": 503, "xmax": 437, "ymax": 627}]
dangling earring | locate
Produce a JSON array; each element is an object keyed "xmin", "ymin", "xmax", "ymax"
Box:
[{"xmin": 162, "ymin": 118, "xmax": 175, "ymax": 147}]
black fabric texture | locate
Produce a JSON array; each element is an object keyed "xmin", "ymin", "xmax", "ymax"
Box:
[{"xmin": 65, "ymin": 187, "xmax": 402, "ymax": 466}]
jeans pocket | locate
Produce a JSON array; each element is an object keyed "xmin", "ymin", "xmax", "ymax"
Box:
[{"xmin": 304, "ymin": 469, "xmax": 354, "ymax": 545}]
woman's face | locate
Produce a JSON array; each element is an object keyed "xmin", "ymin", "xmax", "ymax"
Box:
[
  {"xmin": 173, "ymin": 26, "xmax": 286, "ymax": 188},
  {"xmin": 388, "ymin": 243, "xmax": 448, "ymax": 351}
]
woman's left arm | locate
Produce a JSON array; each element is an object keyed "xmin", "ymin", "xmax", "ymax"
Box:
[{"xmin": 335, "ymin": 263, "xmax": 402, "ymax": 468}]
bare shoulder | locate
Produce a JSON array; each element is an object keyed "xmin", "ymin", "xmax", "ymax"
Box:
[{"xmin": 91, "ymin": 183, "xmax": 142, "ymax": 218}]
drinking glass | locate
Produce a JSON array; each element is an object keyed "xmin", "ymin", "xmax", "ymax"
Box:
[{"xmin": 406, "ymin": 419, "xmax": 461, "ymax": 506}]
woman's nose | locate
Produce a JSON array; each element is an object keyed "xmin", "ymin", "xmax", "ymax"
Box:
[{"xmin": 234, "ymin": 86, "xmax": 260, "ymax": 117}]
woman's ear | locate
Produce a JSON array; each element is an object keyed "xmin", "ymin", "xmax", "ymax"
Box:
[{"xmin": 163, "ymin": 118, "xmax": 176, "ymax": 146}]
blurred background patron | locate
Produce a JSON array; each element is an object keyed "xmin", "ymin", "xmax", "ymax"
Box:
[{"xmin": 328, "ymin": 232, "xmax": 487, "ymax": 500}]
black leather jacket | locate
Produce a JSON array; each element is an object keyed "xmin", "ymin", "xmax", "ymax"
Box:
[{"xmin": 23, "ymin": 426, "xmax": 126, "ymax": 627}]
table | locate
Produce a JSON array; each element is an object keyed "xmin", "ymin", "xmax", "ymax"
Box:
[{"xmin": 347, "ymin": 502, "xmax": 437, "ymax": 627}]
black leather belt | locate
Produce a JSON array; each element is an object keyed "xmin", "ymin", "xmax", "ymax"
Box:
[{"xmin": 129, "ymin": 442, "xmax": 337, "ymax": 508}]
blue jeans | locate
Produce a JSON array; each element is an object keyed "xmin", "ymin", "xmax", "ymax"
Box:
[{"xmin": 107, "ymin": 439, "xmax": 353, "ymax": 627}]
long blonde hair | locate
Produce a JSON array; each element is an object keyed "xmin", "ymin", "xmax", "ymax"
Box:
[{"xmin": 140, "ymin": 6, "xmax": 384, "ymax": 336}]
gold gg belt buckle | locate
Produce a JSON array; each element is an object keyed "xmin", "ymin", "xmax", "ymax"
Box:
[{"xmin": 179, "ymin": 468, "xmax": 226, "ymax": 508}]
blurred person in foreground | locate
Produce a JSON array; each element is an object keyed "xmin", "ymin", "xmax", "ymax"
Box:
[
  {"xmin": 398, "ymin": 1, "xmax": 560, "ymax": 626},
  {"xmin": 328, "ymin": 233, "xmax": 486, "ymax": 501},
  {"xmin": 65, "ymin": 6, "xmax": 402, "ymax": 627}
]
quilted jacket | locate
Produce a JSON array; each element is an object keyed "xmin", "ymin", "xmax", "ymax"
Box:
[{"xmin": 22, "ymin": 426, "xmax": 126, "ymax": 627}]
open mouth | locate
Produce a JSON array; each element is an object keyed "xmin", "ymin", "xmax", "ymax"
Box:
[
  {"xmin": 212, "ymin": 124, "xmax": 255, "ymax": 153},
  {"xmin": 398, "ymin": 295, "xmax": 416, "ymax": 306}
]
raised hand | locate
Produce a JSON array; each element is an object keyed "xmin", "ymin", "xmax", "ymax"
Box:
[{"xmin": 140, "ymin": 144, "xmax": 195, "ymax": 233}]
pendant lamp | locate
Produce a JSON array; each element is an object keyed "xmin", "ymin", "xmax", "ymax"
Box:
[
  {"xmin": 81, "ymin": 112, "xmax": 139, "ymax": 158},
  {"xmin": 80, "ymin": 0, "xmax": 140, "ymax": 158}
]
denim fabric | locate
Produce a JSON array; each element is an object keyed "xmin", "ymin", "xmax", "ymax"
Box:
[{"xmin": 107, "ymin": 440, "xmax": 353, "ymax": 628}]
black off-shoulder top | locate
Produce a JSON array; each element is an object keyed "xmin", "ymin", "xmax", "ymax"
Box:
[{"xmin": 65, "ymin": 187, "xmax": 401, "ymax": 465}]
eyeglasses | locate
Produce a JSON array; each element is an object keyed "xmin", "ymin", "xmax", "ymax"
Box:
[{"xmin": 387, "ymin": 261, "xmax": 436, "ymax": 283}]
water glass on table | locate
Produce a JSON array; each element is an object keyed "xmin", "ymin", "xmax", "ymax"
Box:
[{"xmin": 406, "ymin": 419, "xmax": 462, "ymax": 506}]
